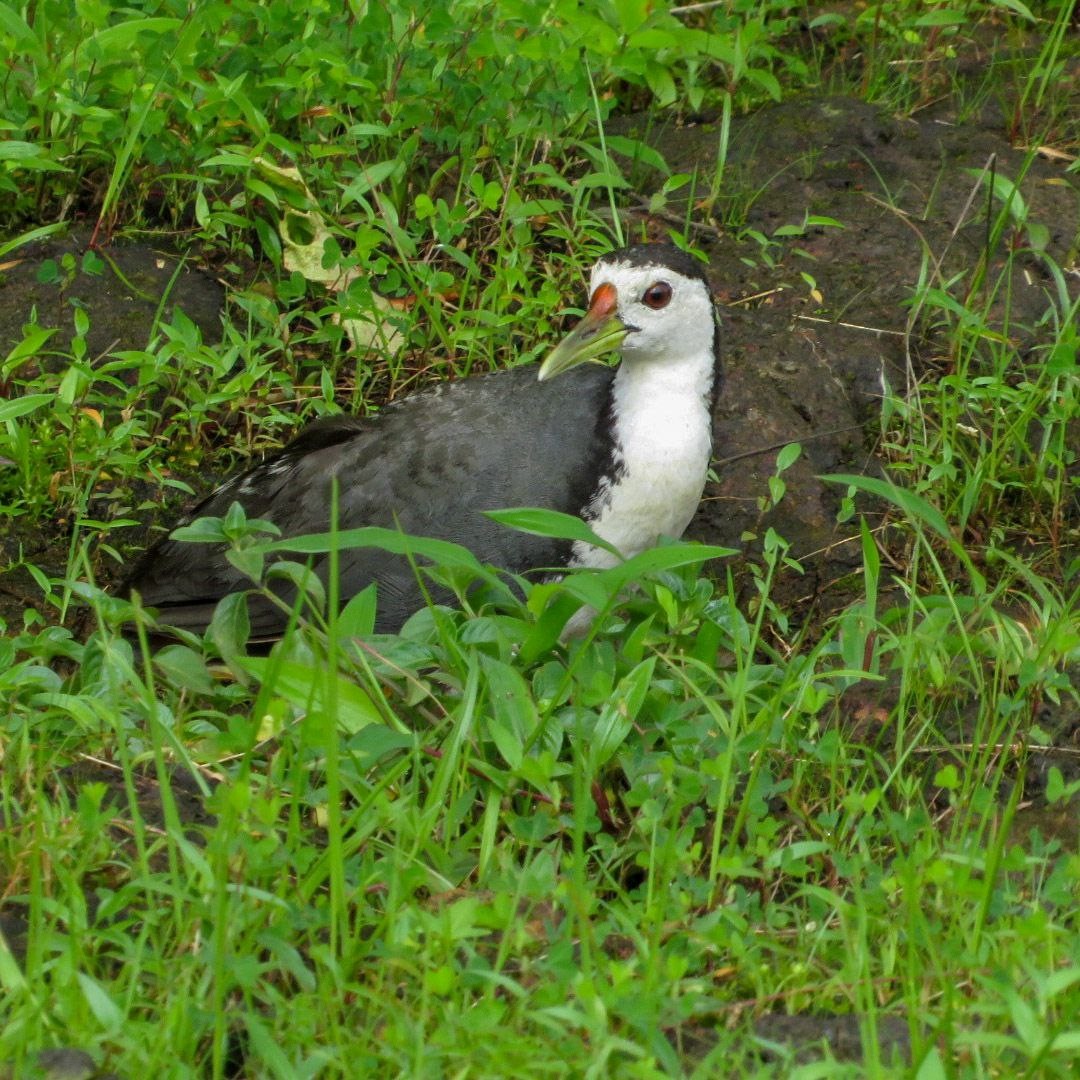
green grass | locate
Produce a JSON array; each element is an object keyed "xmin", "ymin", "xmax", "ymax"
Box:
[{"xmin": 1, "ymin": 0, "xmax": 1079, "ymax": 1076}]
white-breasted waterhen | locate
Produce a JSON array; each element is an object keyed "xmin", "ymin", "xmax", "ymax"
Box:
[{"xmin": 125, "ymin": 243, "xmax": 721, "ymax": 636}]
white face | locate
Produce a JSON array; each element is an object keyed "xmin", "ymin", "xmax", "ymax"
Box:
[{"xmin": 589, "ymin": 258, "xmax": 716, "ymax": 361}]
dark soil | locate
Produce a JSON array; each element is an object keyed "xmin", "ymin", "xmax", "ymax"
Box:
[{"xmin": 0, "ymin": 225, "xmax": 224, "ymax": 363}]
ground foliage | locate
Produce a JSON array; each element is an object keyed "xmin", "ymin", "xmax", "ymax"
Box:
[{"xmin": 0, "ymin": 0, "xmax": 1079, "ymax": 1076}]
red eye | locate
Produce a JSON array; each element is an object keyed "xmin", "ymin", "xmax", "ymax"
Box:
[{"xmin": 642, "ymin": 281, "xmax": 672, "ymax": 309}]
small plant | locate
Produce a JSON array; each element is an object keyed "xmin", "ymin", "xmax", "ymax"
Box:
[{"xmin": 1, "ymin": 1, "xmax": 1078, "ymax": 1075}]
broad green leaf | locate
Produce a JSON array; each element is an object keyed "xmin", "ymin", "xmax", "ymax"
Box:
[
  {"xmin": 85, "ymin": 16, "xmax": 182, "ymax": 55},
  {"xmin": 0, "ymin": 393, "xmax": 53, "ymax": 422},
  {"xmin": 0, "ymin": 223, "xmax": 67, "ymax": 259},
  {"xmin": 171, "ymin": 517, "xmax": 229, "ymax": 543},
  {"xmin": 262, "ymin": 527, "xmax": 486, "ymax": 572},
  {"xmin": 208, "ymin": 592, "xmax": 251, "ymax": 674},
  {"xmin": 1042, "ymin": 966, "xmax": 1080, "ymax": 999},
  {"xmin": 3, "ymin": 326, "xmax": 57, "ymax": 374},
  {"xmin": 341, "ymin": 160, "xmax": 402, "ymax": 202},
  {"xmin": 776, "ymin": 442, "xmax": 801, "ymax": 471},
  {"xmin": 590, "ymin": 656, "xmax": 655, "ymax": 768},
  {"xmin": 336, "ymin": 585, "xmax": 378, "ymax": 639},
  {"xmin": 987, "ymin": 0, "xmax": 1035, "ymax": 18},
  {"xmin": 153, "ymin": 644, "xmax": 215, "ymax": 694},
  {"xmin": 239, "ymin": 657, "xmax": 382, "ymax": 733},
  {"xmin": 914, "ymin": 9, "xmax": 966, "ymax": 26},
  {"xmin": 518, "ymin": 600, "xmax": 584, "ymax": 665},
  {"xmin": 595, "ymin": 542, "xmax": 736, "ymax": 593},
  {"xmin": 0, "ymin": 141, "xmax": 66, "ymax": 165},
  {"xmin": 821, "ymin": 473, "xmax": 953, "ymax": 543},
  {"xmin": 77, "ymin": 972, "xmax": 124, "ymax": 1031},
  {"xmin": 577, "ymin": 170, "xmax": 630, "ymax": 191},
  {"xmin": 349, "ymin": 725, "xmax": 416, "ymax": 766},
  {"xmin": 626, "ymin": 28, "xmax": 679, "ymax": 51},
  {"xmin": 480, "ymin": 655, "xmax": 537, "ymax": 770},
  {"xmin": 1006, "ymin": 988, "xmax": 1043, "ymax": 1050},
  {"xmin": 484, "ymin": 507, "xmax": 621, "ymax": 556},
  {"xmin": 604, "ymin": 135, "xmax": 670, "ymax": 175},
  {"xmin": 744, "ymin": 67, "xmax": 782, "ymax": 102},
  {"xmin": 764, "ymin": 840, "xmax": 831, "ymax": 871},
  {"xmin": 0, "ymin": 6, "xmax": 35, "ymax": 46},
  {"xmin": 29, "ymin": 692, "xmax": 104, "ymax": 728}
]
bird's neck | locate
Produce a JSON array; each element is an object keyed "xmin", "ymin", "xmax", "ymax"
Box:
[{"xmin": 611, "ymin": 345, "xmax": 718, "ymax": 428}]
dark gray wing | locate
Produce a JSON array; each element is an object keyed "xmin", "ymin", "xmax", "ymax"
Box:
[{"xmin": 124, "ymin": 364, "xmax": 616, "ymax": 635}]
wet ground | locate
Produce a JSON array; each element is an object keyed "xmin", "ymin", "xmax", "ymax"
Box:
[{"xmin": 1, "ymin": 93, "xmax": 1078, "ymax": 1071}]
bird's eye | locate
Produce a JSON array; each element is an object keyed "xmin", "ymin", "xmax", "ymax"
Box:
[{"xmin": 642, "ymin": 281, "xmax": 673, "ymax": 310}]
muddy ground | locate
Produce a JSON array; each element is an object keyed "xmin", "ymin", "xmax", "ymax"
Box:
[{"xmin": 1, "ymin": 93, "xmax": 1078, "ymax": 1071}]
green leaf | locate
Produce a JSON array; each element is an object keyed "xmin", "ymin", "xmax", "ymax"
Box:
[
  {"xmin": 744, "ymin": 67, "xmax": 782, "ymax": 102},
  {"xmin": 480, "ymin": 655, "xmax": 536, "ymax": 770},
  {"xmin": 239, "ymin": 657, "xmax": 382, "ymax": 733},
  {"xmin": 85, "ymin": 16, "xmax": 182, "ymax": 55},
  {"xmin": 589, "ymin": 656, "xmax": 655, "ymax": 768},
  {"xmin": 341, "ymin": 160, "xmax": 402, "ymax": 202},
  {"xmin": 987, "ymin": 0, "xmax": 1036, "ymax": 19},
  {"xmin": 348, "ymin": 725, "xmax": 416, "ymax": 766},
  {"xmin": 914, "ymin": 1046, "xmax": 947, "ymax": 1080},
  {"xmin": 336, "ymin": 585, "xmax": 378, "ymax": 640},
  {"xmin": 3, "ymin": 327, "xmax": 57, "ymax": 377},
  {"xmin": 964, "ymin": 167, "xmax": 1028, "ymax": 223},
  {"xmin": 484, "ymin": 507, "xmax": 621, "ymax": 557},
  {"xmin": 576, "ymin": 170, "xmax": 630, "ymax": 192},
  {"xmin": 77, "ymin": 972, "xmax": 124, "ymax": 1031},
  {"xmin": 763, "ymin": 840, "xmax": 831, "ymax": 871},
  {"xmin": 603, "ymin": 135, "xmax": 670, "ymax": 175},
  {"xmin": 860, "ymin": 514, "xmax": 879, "ymax": 615},
  {"xmin": 517, "ymin": 590, "xmax": 591, "ymax": 665},
  {"xmin": 0, "ymin": 393, "xmax": 53, "ymax": 422},
  {"xmin": 626, "ymin": 28, "xmax": 679, "ymax": 51},
  {"xmin": 0, "ymin": 223, "xmax": 67, "ymax": 259},
  {"xmin": 594, "ymin": 541, "xmax": 736, "ymax": 593},
  {"xmin": 0, "ymin": 5, "xmax": 37, "ymax": 47},
  {"xmin": 0, "ymin": 141, "xmax": 69, "ymax": 169},
  {"xmin": 262, "ymin": 527, "xmax": 486, "ymax": 571},
  {"xmin": 1025, "ymin": 221, "xmax": 1049, "ymax": 251},
  {"xmin": 1006, "ymin": 988, "xmax": 1044, "ymax": 1050},
  {"xmin": 820, "ymin": 473, "xmax": 953, "ymax": 544},
  {"xmin": 1042, "ymin": 966, "xmax": 1080, "ymax": 999},
  {"xmin": 776, "ymin": 442, "xmax": 801, "ymax": 472},
  {"xmin": 934, "ymin": 763, "xmax": 959, "ymax": 790},
  {"xmin": 208, "ymin": 592, "xmax": 251, "ymax": 674},
  {"xmin": 913, "ymin": 9, "xmax": 966, "ymax": 26},
  {"xmin": 168, "ymin": 518, "xmax": 226, "ymax": 545},
  {"xmin": 29, "ymin": 693, "xmax": 103, "ymax": 729},
  {"xmin": 154, "ymin": 644, "xmax": 215, "ymax": 694},
  {"xmin": 643, "ymin": 64, "xmax": 677, "ymax": 108}
]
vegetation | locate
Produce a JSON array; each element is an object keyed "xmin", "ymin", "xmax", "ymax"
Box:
[{"xmin": 1, "ymin": 0, "xmax": 1077, "ymax": 1075}]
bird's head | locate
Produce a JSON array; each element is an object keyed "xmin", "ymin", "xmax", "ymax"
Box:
[{"xmin": 538, "ymin": 243, "xmax": 717, "ymax": 381}]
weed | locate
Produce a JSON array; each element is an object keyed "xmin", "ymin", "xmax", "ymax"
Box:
[{"xmin": 1, "ymin": 1, "xmax": 1078, "ymax": 1075}]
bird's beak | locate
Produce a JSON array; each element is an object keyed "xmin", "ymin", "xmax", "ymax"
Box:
[{"xmin": 537, "ymin": 282, "xmax": 628, "ymax": 382}]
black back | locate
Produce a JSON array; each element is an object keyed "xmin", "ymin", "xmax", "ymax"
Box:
[{"xmin": 125, "ymin": 363, "xmax": 618, "ymax": 635}]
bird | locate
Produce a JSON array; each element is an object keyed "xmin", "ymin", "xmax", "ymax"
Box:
[{"xmin": 124, "ymin": 243, "xmax": 722, "ymax": 637}]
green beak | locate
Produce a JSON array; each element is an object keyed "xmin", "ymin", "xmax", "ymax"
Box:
[{"xmin": 537, "ymin": 282, "xmax": 627, "ymax": 382}]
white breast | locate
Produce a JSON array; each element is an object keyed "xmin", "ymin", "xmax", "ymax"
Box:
[{"xmin": 571, "ymin": 349, "xmax": 714, "ymax": 569}]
